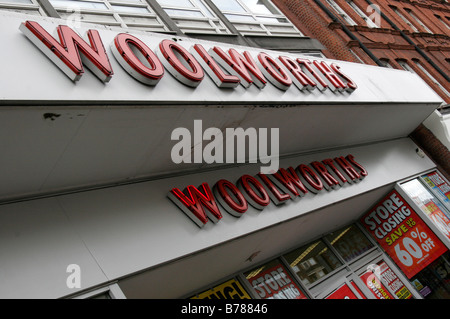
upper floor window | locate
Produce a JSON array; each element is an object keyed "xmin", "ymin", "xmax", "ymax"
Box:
[
  {"xmin": 390, "ymin": 6, "xmax": 418, "ymax": 32},
  {"xmin": 404, "ymin": 8, "xmax": 433, "ymax": 34},
  {"xmin": 413, "ymin": 60, "xmax": 450, "ymax": 98},
  {"xmin": 0, "ymin": 0, "xmax": 45, "ymax": 15},
  {"xmin": 379, "ymin": 58, "xmax": 393, "ymax": 68},
  {"xmin": 326, "ymin": 0, "xmax": 357, "ymax": 26},
  {"xmin": 210, "ymin": 0, "xmax": 303, "ymax": 36},
  {"xmin": 155, "ymin": 0, "xmax": 231, "ymax": 34},
  {"xmin": 435, "ymin": 15, "xmax": 450, "ymax": 31},
  {"xmin": 346, "ymin": 0, "xmax": 378, "ymax": 28},
  {"xmin": 48, "ymin": 0, "xmax": 170, "ymax": 32}
]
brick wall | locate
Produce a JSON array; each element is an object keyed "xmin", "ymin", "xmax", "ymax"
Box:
[{"xmin": 410, "ymin": 124, "xmax": 450, "ymax": 180}]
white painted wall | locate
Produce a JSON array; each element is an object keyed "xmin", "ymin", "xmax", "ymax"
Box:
[{"xmin": 0, "ymin": 138, "xmax": 436, "ymax": 298}]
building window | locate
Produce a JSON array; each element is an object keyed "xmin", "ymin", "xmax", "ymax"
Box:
[
  {"xmin": 404, "ymin": 8, "xmax": 433, "ymax": 34},
  {"xmin": 326, "ymin": 0, "xmax": 357, "ymax": 26},
  {"xmin": 435, "ymin": 15, "xmax": 450, "ymax": 31},
  {"xmin": 346, "ymin": 0, "xmax": 378, "ymax": 28},
  {"xmin": 390, "ymin": 6, "xmax": 418, "ymax": 32},
  {"xmin": 0, "ymin": 0, "xmax": 46, "ymax": 15},
  {"xmin": 379, "ymin": 58, "xmax": 393, "ymax": 68},
  {"xmin": 210, "ymin": 0, "xmax": 303, "ymax": 36},
  {"xmin": 413, "ymin": 60, "xmax": 450, "ymax": 98},
  {"xmin": 154, "ymin": 0, "xmax": 231, "ymax": 34},
  {"xmin": 48, "ymin": 0, "xmax": 170, "ymax": 32}
]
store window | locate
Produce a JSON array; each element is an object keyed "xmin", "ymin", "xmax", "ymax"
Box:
[
  {"xmin": 49, "ymin": 0, "xmax": 169, "ymax": 32},
  {"xmin": 0, "ymin": 0, "xmax": 45, "ymax": 15},
  {"xmin": 409, "ymin": 251, "xmax": 450, "ymax": 299},
  {"xmin": 190, "ymin": 278, "xmax": 252, "ymax": 299},
  {"xmin": 210, "ymin": 0, "xmax": 303, "ymax": 36},
  {"xmin": 243, "ymin": 259, "xmax": 308, "ymax": 299},
  {"xmin": 359, "ymin": 260, "xmax": 414, "ymax": 299},
  {"xmin": 154, "ymin": 0, "xmax": 230, "ymax": 34},
  {"xmin": 283, "ymin": 240, "xmax": 342, "ymax": 287},
  {"xmin": 400, "ymin": 172, "xmax": 450, "ymax": 243},
  {"xmin": 325, "ymin": 224, "xmax": 374, "ymax": 263}
]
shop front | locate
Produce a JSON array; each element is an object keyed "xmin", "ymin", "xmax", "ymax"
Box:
[{"xmin": 0, "ymin": 12, "xmax": 448, "ymax": 299}]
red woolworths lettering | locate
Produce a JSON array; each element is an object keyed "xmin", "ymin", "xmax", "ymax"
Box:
[
  {"xmin": 210, "ymin": 47, "xmax": 267, "ymax": 89},
  {"xmin": 157, "ymin": 39, "xmax": 204, "ymax": 87},
  {"xmin": 111, "ymin": 33, "xmax": 164, "ymax": 86},
  {"xmin": 19, "ymin": 21, "xmax": 113, "ymax": 82},
  {"xmin": 168, "ymin": 183, "xmax": 222, "ymax": 227}
]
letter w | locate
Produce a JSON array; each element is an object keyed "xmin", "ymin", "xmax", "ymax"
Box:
[
  {"xmin": 168, "ymin": 183, "xmax": 223, "ymax": 227},
  {"xmin": 19, "ymin": 21, "xmax": 113, "ymax": 82}
]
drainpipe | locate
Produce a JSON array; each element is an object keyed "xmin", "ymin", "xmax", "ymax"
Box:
[
  {"xmin": 364, "ymin": 0, "xmax": 450, "ymax": 82},
  {"xmin": 313, "ymin": 0, "xmax": 384, "ymax": 66}
]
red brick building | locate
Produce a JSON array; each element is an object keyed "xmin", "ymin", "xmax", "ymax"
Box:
[{"xmin": 273, "ymin": 0, "xmax": 450, "ymax": 178}]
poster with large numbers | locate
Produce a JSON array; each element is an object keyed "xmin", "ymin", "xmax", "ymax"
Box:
[{"xmin": 360, "ymin": 190, "xmax": 448, "ymax": 279}]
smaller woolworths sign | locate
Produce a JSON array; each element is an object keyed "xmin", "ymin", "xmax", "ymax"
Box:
[{"xmin": 168, "ymin": 154, "xmax": 368, "ymax": 227}]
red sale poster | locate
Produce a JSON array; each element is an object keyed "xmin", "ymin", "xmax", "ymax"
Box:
[
  {"xmin": 360, "ymin": 190, "xmax": 448, "ymax": 279},
  {"xmin": 246, "ymin": 263, "xmax": 307, "ymax": 299},
  {"xmin": 325, "ymin": 283, "xmax": 360, "ymax": 299}
]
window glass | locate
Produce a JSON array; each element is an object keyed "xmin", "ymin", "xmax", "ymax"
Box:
[
  {"xmin": 155, "ymin": 0, "xmax": 230, "ymax": 34},
  {"xmin": 48, "ymin": 0, "xmax": 169, "ymax": 32},
  {"xmin": 212, "ymin": 0, "xmax": 303, "ymax": 36},
  {"xmin": 0, "ymin": 0, "xmax": 33, "ymax": 3},
  {"xmin": 157, "ymin": 0, "xmax": 194, "ymax": 7},
  {"xmin": 244, "ymin": 259, "xmax": 308, "ymax": 299},
  {"xmin": 164, "ymin": 8, "xmax": 203, "ymax": 17},
  {"xmin": 212, "ymin": 0, "xmax": 246, "ymax": 13},
  {"xmin": 240, "ymin": 0, "xmax": 273, "ymax": 15},
  {"xmin": 50, "ymin": 0, "xmax": 108, "ymax": 10},
  {"xmin": 283, "ymin": 240, "xmax": 343, "ymax": 287},
  {"xmin": 401, "ymin": 178, "xmax": 450, "ymax": 242},
  {"xmin": 326, "ymin": 225, "xmax": 374, "ymax": 262}
]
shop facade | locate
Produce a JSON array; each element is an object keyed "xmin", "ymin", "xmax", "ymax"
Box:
[{"xmin": 0, "ymin": 10, "xmax": 449, "ymax": 299}]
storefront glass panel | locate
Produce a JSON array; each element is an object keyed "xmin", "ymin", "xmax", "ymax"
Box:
[
  {"xmin": 243, "ymin": 259, "xmax": 308, "ymax": 299},
  {"xmin": 401, "ymin": 177, "xmax": 450, "ymax": 242},
  {"xmin": 283, "ymin": 240, "xmax": 342, "ymax": 287},
  {"xmin": 325, "ymin": 225, "xmax": 374, "ymax": 262},
  {"xmin": 409, "ymin": 251, "xmax": 450, "ymax": 299}
]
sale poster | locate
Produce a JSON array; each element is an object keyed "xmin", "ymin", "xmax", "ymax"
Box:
[
  {"xmin": 360, "ymin": 270, "xmax": 394, "ymax": 299},
  {"xmin": 245, "ymin": 264, "xmax": 307, "ymax": 299},
  {"xmin": 360, "ymin": 190, "xmax": 448, "ymax": 278},
  {"xmin": 191, "ymin": 278, "xmax": 251, "ymax": 299},
  {"xmin": 325, "ymin": 283, "xmax": 360, "ymax": 299}
]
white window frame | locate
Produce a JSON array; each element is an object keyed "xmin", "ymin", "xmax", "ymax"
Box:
[
  {"xmin": 326, "ymin": 0, "xmax": 357, "ymax": 26},
  {"xmin": 155, "ymin": 0, "xmax": 231, "ymax": 35},
  {"xmin": 391, "ymin": 6, "xmax": 419, "ymax": 32},
  {"xmin": 48, "ymin": 0, "xmax": 170, "ymax": 32},
  {"xmin": 404, "ymin": 8, "xmax": 433, "ymax": 34},
  {"xmin": 0, "ymin": 0, "xmax": 46, "ymax": 15},
  {"xmin": 435, "ymin": 15, "xmax": 450, "ymax": 31},
  {"xmin": 211, "ymin": 0, "xmax": 304, "ymax": 37},
  {"xmin": 413, "ymin": 60, "xmax": 450, "ymax": 98},
  {"xmin": 346, "ymin": 0, "xmax": 378, "ymax": 28}
]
